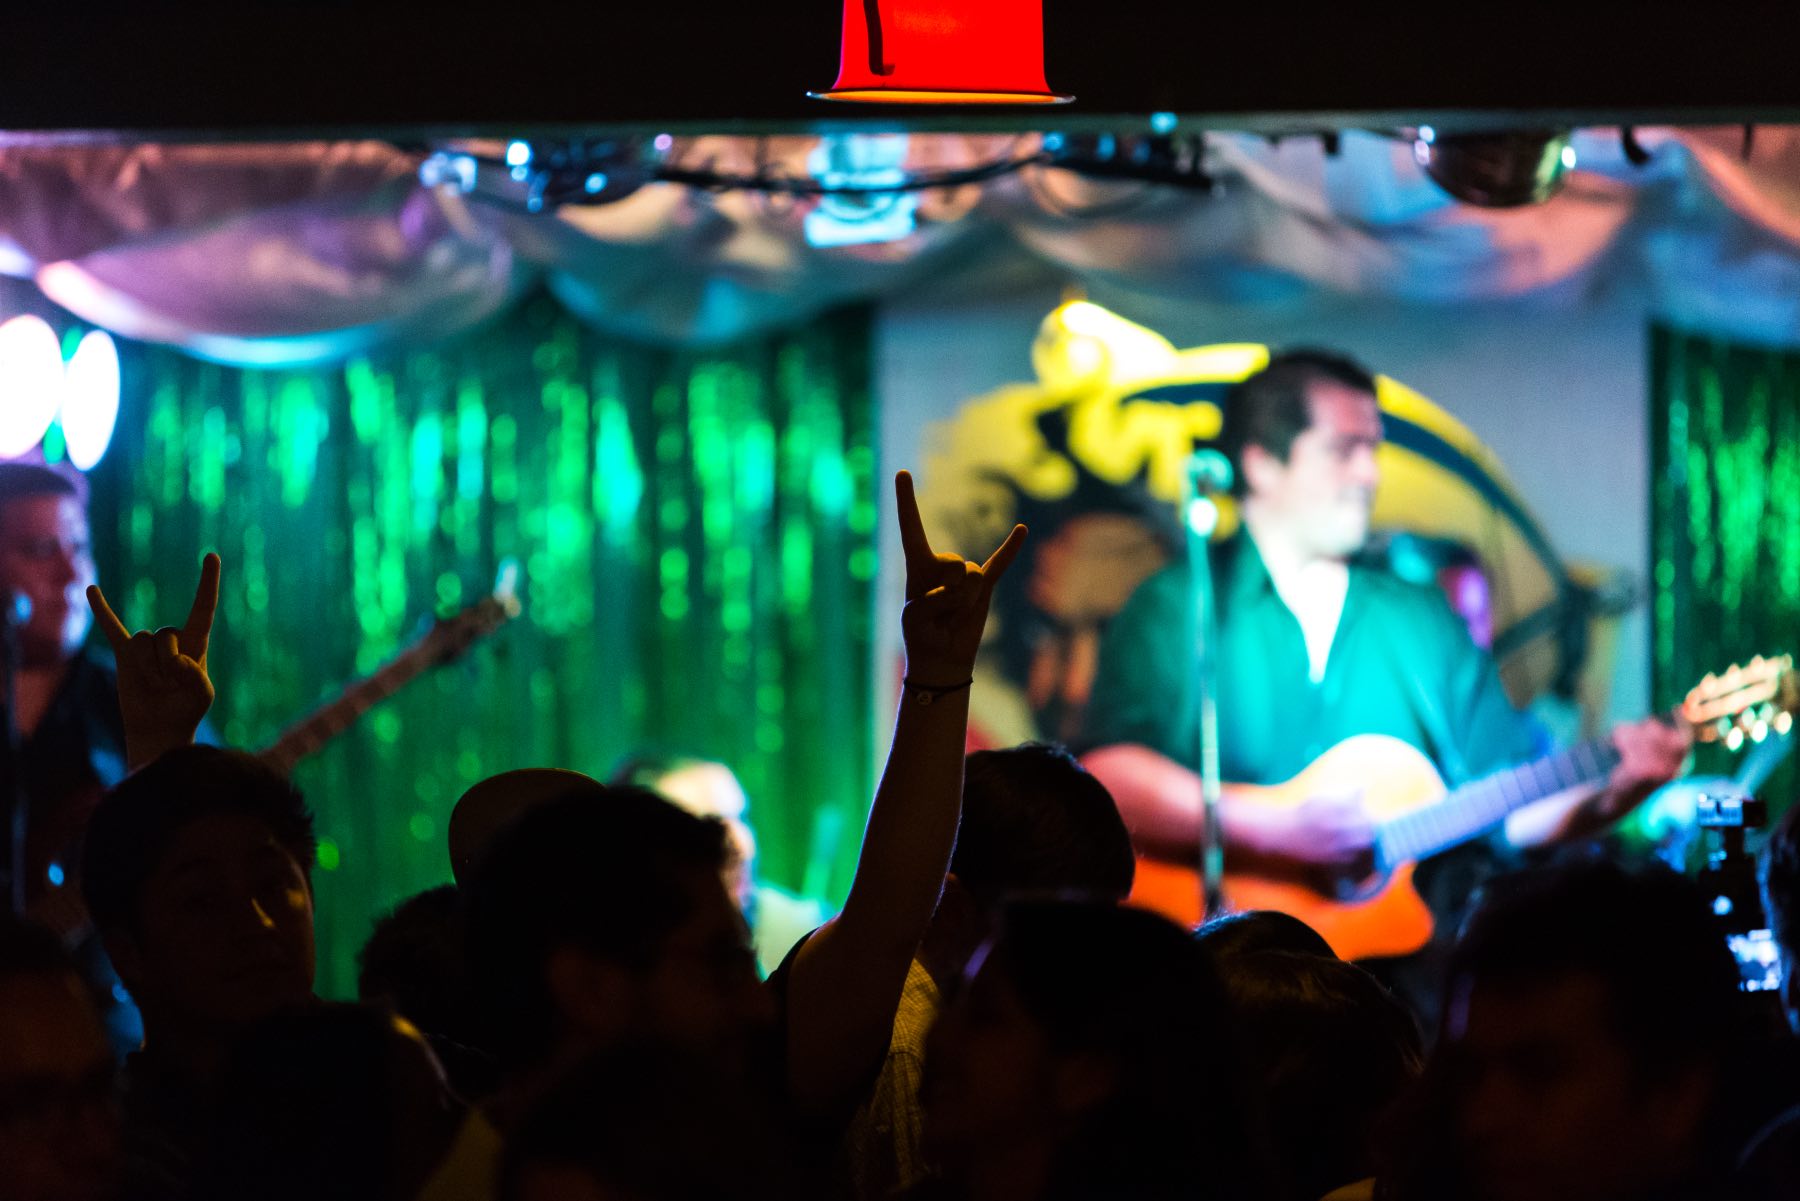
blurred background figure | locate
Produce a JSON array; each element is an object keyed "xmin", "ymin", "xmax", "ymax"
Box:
[
  {"xmin": 360, "ymin": 884, "xmax": 497, "ymax": 1102},
  {"xmin": 611, "ymin": 752, "xmax": 829, "ymax": 976},
  {"xmin": 499, "ymin": 1043, "xmax": 792, "ymax": 1201},
  {"xmin": 0, "ymin": 915, "xmax": 122, "ymax": 1201},
  {"xmin": 195, "ymin": 1003, "xmax": 466, "ymax": 1201}
]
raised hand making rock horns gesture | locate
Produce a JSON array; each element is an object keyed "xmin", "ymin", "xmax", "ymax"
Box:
[
  {"xmin": 87, "ymin": 552, "xmax": 221, "ymax": 771},
  {"xmin": 785, "ymin": 472, "xmax": 1027, "ymax": 1112},
  {"xmin": 893, "ymin": 469, "xmax": 1026, "ymax": 693}
]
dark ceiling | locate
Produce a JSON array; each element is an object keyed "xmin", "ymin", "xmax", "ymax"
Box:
[{"xmin": 3, "ymin": 1, "xmax": 1796, "ymax": 139}]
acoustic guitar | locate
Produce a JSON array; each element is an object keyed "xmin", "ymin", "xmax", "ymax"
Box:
[
  {"xmin": 1129, "ymin": 655, "xmax": 1800, "ymax": 961},
  {"xmin": 25, "ymin": 561, "xmax": 522, "ymax": 942}
]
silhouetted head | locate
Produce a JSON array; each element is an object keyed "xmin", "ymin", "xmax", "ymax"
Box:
[
  {"xmin": 462, "ymin": 785, "xmax": 770, "ymax": 1074},
  {"xmin": 81, "ymin": 746, "xmax": 317, "ymax": 1042},
  {"xmin": 1398, "ymin": 860, "xmax": 1741, "ymax": 1201},
  {"xmin": 923, "ymin": 899, "xmax": 1254, "ymax": 1201}
]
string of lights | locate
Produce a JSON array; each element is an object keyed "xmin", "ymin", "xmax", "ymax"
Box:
[{"xmin": 419, "ymin": 131, "xmax": 1219, "ymax": 218}]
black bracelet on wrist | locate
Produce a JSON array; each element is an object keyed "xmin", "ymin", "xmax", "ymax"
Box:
[{"xmin": 903, "ymin": 676, "xmax": 974, "ymax": 706}]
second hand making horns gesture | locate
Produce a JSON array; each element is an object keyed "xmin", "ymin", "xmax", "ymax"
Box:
[
  {"xmin": 88, "ymin": 553, "xmax": 221, "ymax": 771},
  {"xmin": 894, "ymin": 470, "xmax": 1026, "ymax": 689}
]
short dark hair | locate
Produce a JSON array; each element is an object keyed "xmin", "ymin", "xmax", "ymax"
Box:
[
  {"xmin": 1196, "ymin": 909, "xmax": 1336, "ymax": 963},
  {"xmin": 0, "ymin": 461, "xmax": 86, "ymax": 505},
  {"xmin": 1220, "ymin": 952, "xmax": 1422, "ymax": 1201},
  {"xmin": 461, "ymin": 787, "xmax": 731, "ymax": 1067},
  {"xmin": 952, "ymin": 744, "xmax": 1135, "ymax": 908},
  {"xmin": 1446, "ymin": 860, "xmax": 1741, "ymax": 1072},
  {"xmin": 1763, "ymin": 802, "xmax": 1800, "ymax": 956},
  {"xmin": 985, "ymin": 900, "xmax": 1256, "ymax": 1201},
  {"xmin": 80, "ymin": 746, "xmax": 317, "ymax": 935},
  {"xmin": 1219, "ymin": 348, "xmax": 1379, "ymax": 497}
]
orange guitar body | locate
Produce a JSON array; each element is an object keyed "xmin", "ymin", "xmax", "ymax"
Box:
[{"xmin": 1129, "ymin": 734, "xmax": 1448, "ymax": 962}]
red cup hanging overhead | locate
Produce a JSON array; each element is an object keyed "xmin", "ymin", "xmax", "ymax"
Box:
[{"xmin": 811, "ymin": 0, "xmax": 1072, "ymax": 104}]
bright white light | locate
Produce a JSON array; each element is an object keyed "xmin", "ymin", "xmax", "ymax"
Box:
[
  {"xmin": 61, "ymin": 330, "xmax": 121, "ymax": 470},
  {"xmin": 505, "ymin": 140, "xmax": 532, "ymax": 167},
  {"xmin": 1186, "ymin": 496, "xmax": 1220, "ymax": 538},
  {"xmin": 419, "ymin": 152, "xmax": 477, "ymax": 193},
  {"xmin": 1150, "ymin": 111, "xmax": 1177, "ymax": 135},
  {"xmin": 1418, "ymin": 125, "xmax": 1436, "ymax": 144},
  {"xmin": 1560, "ymin": 144, "xmax": 1577, "ymax": 170},
  {"xmin": 0, "ymin": 315, "xmax": 64, "ymax": 458},
  {"xmin": 654, "ymin": 133, "xmax": 674, "ymax": 153},
  {"xmin": 804, "ymin": 134, "xmax": 918, "ymax": 248}
]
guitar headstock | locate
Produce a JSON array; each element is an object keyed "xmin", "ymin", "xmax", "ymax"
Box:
[
  {"xmin": 1681, "ymin": 654, "xmax": 1798, "ymax": 750},
  {"xmin": 424, "ymin": 559, "xmax": 524, "ymax": 666}
]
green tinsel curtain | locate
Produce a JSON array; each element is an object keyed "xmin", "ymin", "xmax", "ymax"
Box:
[
  {"xmin": 1650, "ymin": 322, "xmax": 1800, "ymax": 812},
  {"xmin": 88, "ymin": 296, "xmax": 877, "ymax": 998}
]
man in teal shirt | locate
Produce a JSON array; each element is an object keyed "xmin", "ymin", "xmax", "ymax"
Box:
[{"xmin": 1079, "ymin": 350, "xmax": 1688, "ymax": 893}]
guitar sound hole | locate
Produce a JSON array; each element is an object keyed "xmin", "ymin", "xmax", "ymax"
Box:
[{"xmin": 1332, "ymin": 866, "xmax": 1388, "ymax": 903}]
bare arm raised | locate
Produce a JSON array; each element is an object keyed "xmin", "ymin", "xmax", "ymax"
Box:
[
  {"xmin": 783, "ymin": 471, "xmax": 1024, "ymax": 1112},
  {"xmin": 86, "ymin": 553, "xmax": 220, "ymax": 772}
]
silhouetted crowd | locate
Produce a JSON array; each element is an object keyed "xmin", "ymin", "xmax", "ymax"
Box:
[{"xmin": 5, "ymin": 471, "xmax": 1800, "ymax": 1201}]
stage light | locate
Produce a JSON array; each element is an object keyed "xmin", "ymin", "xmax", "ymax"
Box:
[
  {"xmin": 1411, "ymin": 129, "xmax": 1575, "ymax": 208},
  {"xmin": 812, "ymin": 0, "xmax": 1072, "ymax": 105},
  {"xmin": 0, "ymin": 314, "xmax": 64, "ymax": 459},
  {"xmin": 804, "ymin": 134, "xmax": 919, "ymax": 248},
  {"xmin": 61, "ymin": 330, "xmax": 121, "ymax": 470},
  {"xmin": 419, "ymin": 152, "xmax": 478, "ymax": 193}
]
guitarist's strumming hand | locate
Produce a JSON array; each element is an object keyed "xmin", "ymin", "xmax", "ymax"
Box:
[
  {"xmin": 1287, "ymin": 788, "xmax": 1377, "ymax": 871},
  {"xmin": 88, "ymin": 553, "xmax": 220, "ymax": 772}
]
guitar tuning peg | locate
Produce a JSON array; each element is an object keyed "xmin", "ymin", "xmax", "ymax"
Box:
[
  {"xmin": 1778, "ymin": 712, "xmax": 1795, "ymax": 736},
  {"xmin": 1751, "ymin": 720, "xmax": 1770, "ymax": 743},
  {"xmin": 1726, "ymin": 727, "xmax": 1746, "ymax": 752}
]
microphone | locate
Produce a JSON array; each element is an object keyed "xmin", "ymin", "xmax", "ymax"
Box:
[
  {"xmin": 1184, "ymin": 449, "xmax": 1234, "ymax": 538},
  {"xmin": 1186, "ymin": 448, "xmax": 1234, "ymax": 495}
]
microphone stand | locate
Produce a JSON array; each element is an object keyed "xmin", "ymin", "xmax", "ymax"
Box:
[
  {"xmin": 1182, "ymin": 452, "xmax": 1231, "ymax": 924},
  {"xmin": 1, "ymin": 594, "xmax": 29, "ymax": 916}
]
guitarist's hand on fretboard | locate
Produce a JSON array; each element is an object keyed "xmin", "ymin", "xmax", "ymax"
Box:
[
  {"xmin": 1501, "ymin": 715, "xmax": 1692, "ymax": 850},
  {"xmin": 87, "ymin": 553, "xmax": 221, "ymax": 773},
  {"xmin": 1597, "ymin": 716, "xmax": 1692, "ymax": 822}
]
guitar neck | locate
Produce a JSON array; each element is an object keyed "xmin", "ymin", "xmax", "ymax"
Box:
[
  {"xmin": 258, "ymin": 643, "xmax": 442, "ymax": 774},
  {"xmin": 1376, "ymin": 735, "xmax": 1622, "ymax": 866}
]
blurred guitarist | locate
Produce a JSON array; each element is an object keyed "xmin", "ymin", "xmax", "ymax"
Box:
[
  {"xmin": 1077, "ymin": 351, "xmax": 1688, "ymax": 1001},
  {"xmin": 0, "ymin": 461, "xmax": 211, "ymax": 1054}
]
